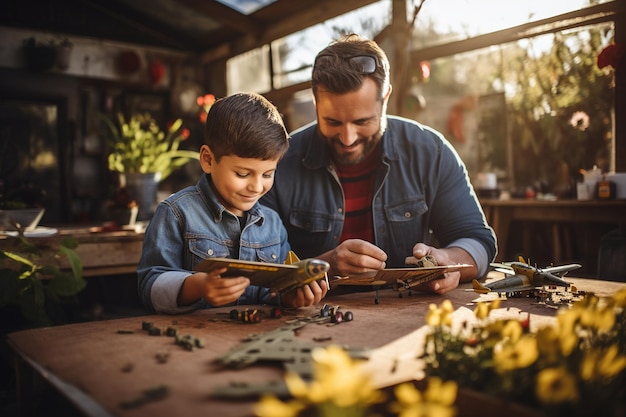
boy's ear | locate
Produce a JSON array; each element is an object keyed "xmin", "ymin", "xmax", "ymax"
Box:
[{"xmin": 199, "ymin": 145, "xmax": 214, "ymax": 173}]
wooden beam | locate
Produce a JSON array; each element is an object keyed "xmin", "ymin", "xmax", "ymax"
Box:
[
  {"xmin": 174, "ymin": 0, "xmax": 262, "ymax": 37},
  {"xmin": 409, "ymin": 2, "xmax": 620, "ymax": 63},
  {"xmin": 200, "ymin": 0, "xmax": 379, "ymax": 63}
]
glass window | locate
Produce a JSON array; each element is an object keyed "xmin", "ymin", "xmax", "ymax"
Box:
[
  {"xmin": 271, "ymin": 0, "xmax": 391, "ymax": 90},
  {"xmin": 413, "ymin": 0, "xmax": 611, "ymax": 48},
  {"xmin": 226, "ymin": 45, "xmax": 271, "ymax": 95},
  {"xmin": 413, "ymin": 21, "xmax": 615, "ymax": 196}
]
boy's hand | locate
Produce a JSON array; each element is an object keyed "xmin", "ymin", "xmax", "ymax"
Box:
[
  {"xmin": 280, "ymin": 279, "xmax": 328, "ymax": 308},
  {"xmin": 178, "ymin": 267, "xmax": 250, "ymax": 307}
]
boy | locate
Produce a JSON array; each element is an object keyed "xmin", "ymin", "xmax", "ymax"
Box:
[{"xmin": 137, "ymin": 93, "xmax": 328, "ymax": 314}]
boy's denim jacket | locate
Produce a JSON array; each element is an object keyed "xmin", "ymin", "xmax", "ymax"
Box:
[{"xmin": 137, "ymin": 174, "xmax": 290, "ymax": 314}]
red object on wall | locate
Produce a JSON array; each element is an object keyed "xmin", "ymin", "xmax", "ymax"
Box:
[
  {"xmin": 149, "ymin": 60, "xmax": 165, "ymax": 85},
  {"xmin": 116, "ymin": 50, "xmax": 141, "ymax": 74},
  {"xmin": 597, "ymin": 43, "xmax": 625, "ymax": 70}
]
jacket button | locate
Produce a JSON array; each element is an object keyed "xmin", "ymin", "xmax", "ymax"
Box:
[
  {"xmin": 404, "ymin": 212, "xmax": 411, "ymax": 218},
  {"xmin": 271, "ymin": 254, "xmax": 277, "ymax": 260},
  {"xmin": 207, "ymin": 249, "xmax": 214, "ymax": 255},
  {"xmin": 338, "ymin": 208, "xmax": 343, "ymax": 213}
]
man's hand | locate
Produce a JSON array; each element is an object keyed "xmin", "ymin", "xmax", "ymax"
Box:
[
  {"xmin": 412, "ymin": 243, "xmax": 478, "ymax": 294},
  {"xmin": 280, "ymin": 279, "xmax": 328, "ymax": 308},
  {"xmin": 320, "ymin": 239, "xmax": 388, "ymax": 277}
]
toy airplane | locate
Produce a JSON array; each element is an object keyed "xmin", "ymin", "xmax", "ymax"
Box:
[
  {"xmin": 472, "ymin": 256, "xmax": 581, "ymax": 297},
  {"xmin": 194, "ymin": 251, "xmax": 329, "ymax": 294},
  {"xmin": 332, "ymin": 258, "xmax": 472, "ymax": 301}
]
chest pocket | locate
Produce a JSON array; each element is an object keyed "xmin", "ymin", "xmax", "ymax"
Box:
[
  {"xmin": 289, "ymin": 209, "xmax": 334, "ymax": 233},
  {"xmin": 287, "ymin": 209, "xmax": 336, "ymax": 259},
  {"xmin": 384, "ymin": 198, "xmax": 428, "ymax": 248},
  {"xmin": 188, "ymin": 238, "xmax": 230, "ymax": 268}
]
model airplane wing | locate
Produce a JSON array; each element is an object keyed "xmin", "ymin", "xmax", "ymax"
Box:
[
  {"xmin": 541, "ymin": 264, "xmax": 582, "ymax": 276},
  {"xmin": 194, "ymin": 252, "xmax": 329, "ymax": 294},
  {"xmin": 333, "ymin": 264, "xmax": 472, "ymax": 291}
]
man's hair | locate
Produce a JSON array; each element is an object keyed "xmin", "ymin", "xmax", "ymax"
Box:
[
  {"xmin": 312, "ymin": 34, "xmax": 390, "ymax": 100},
  {"xmin": 204, "ymin": 92, "xmax": 289, "ymax": 161}
]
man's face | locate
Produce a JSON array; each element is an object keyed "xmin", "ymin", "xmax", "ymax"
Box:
[
  {"xmin": 200, "ymin": 146, "xmax": 278, "ymax": 216},
  {"xmin": 315, "ymin": 78, "xmax": 386, "ymax": 166}
]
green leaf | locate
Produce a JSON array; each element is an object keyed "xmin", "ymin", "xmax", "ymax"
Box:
[
  {"xmin": 60, "ymin": 237, "xmax": 79, "ymax": 250},
  {"xmin": 59, "ymin": 246, "xmax": 83, "ymax": 279},
  {"xmin": 46, "ymin": 271, "xmax": 86, "ymax": 297}
]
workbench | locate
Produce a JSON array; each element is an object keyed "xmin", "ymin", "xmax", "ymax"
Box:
[{"xmin": 7, "ymin": 277, "xmax": 625, "ymax": 417}]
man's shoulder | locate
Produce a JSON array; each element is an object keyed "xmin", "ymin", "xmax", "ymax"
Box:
[
  {"xmin": 387, "ymin": 115, "xmax": 443, "ymax": 138},
  {"xmin": 288, "ymin": 122, "xmax": 317, "ymax": 146}
]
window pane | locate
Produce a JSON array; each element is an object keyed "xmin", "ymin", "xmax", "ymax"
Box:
[
  {"xmin": 414, "ymin": 0, "xmax": 612, "ymax": 48},
  {"xmin": 271, "ymin": 0, "xmax": 391, "ymax": 89},
  {"xmin": 413, "ymin": 22, "xmax": 615, "ymax": 195},
  {"xmin": 226, "ymin": 45, "xmax": 271, "ymax": 95}
]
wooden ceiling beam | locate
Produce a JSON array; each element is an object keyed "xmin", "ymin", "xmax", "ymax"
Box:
[
  {"xmin": 200, "ymin": 0, "xmax": 379, "ymax": 64},
  {"xmin": 173, "ymin": 0, "xmax": 262, "ymax": 37}
]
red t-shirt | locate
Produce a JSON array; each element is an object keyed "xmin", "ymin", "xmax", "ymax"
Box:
[{"xmin": 334, "ymin": 149, "xmax": 380, "ymax": 244}]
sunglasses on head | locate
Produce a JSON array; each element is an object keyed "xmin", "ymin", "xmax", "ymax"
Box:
[{"xmin": 314, "ymin": 54, "xmax": 380, "ymax": 74}]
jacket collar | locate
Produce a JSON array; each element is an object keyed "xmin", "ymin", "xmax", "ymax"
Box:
[{"xmin": 197, "ymin": 174, "xmax": 264, "ymax": 225}]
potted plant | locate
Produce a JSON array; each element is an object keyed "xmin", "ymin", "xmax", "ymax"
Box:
[
  {"xmin": 0, "ymin": 233, "xmax": 84, "ymax": 329},
  {"xmin": 100, "ymin": 113, "xmax": 199, "ymax": 221}
]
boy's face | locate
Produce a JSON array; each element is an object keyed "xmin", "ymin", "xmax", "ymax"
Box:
[{"xmin": 200, "ymin": 146, "xmax": 279, "ymax": 217}]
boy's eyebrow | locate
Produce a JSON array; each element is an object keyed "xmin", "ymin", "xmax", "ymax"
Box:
[{"xmin": 232, "ymin": 166, "xmax": 277, "ymax": 173}]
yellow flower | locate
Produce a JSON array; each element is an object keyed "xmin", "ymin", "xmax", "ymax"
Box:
[
  {"xmin": 473, "ymin": 299, "xmax": 501, "ymax": 320},
  {"xmin": 494, "ymin": 335, "xmax": 538, "ymax": 372},
  {"xmin": 611, "ymin": 287, "xmax": 626, "ymax": 307},
  {"xmin": 578, "ymin": 347, "xmax": 625, "ymax": 382},
  {"xmin": 500, "ymin": 320, "xmax": 523, "ymax": 343},
  {"xmin": 254, "ymin": 395, "xmax": 305, "ymax": 417},
  {"xmin": 390, "ymin": 379, "xmax": 457, "ymax": 417},
  {"xmin": 423, "ymin": 377, "xmax": 458, "ymax": 407},
  {"xmin": 597, "ymin": 345, "xmax": 626, "ymax": 378},
  {"xmin": 282, "ymin": 345, "xmax": 383, "ymax": 411},
  {"xmin": 394, "ymin": 382, "xmax": 423, "ymax": 405},
  {"xmin": 536, "ymin": 367, "xmax": 579, "ymax": 404},
  {"xmin": 556, "ymin": 309, "xmax": 580, "ymax": 356},
  {"xmin": 426, "ymin": 300, "xmax": 454, "ymax": 327},
  {"xmin": 535, "ymin": 326, "xmax": 560, "ymax": 360}
]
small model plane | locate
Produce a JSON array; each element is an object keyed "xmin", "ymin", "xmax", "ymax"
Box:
[
  {"xmin": 472, "ymin": 256, "xmax": 581, "ymax": 297},
  {"xmin": 194, "ymin": 251, "xmax": 330, "ymax": 294},
  {"xmin": 331, "ymin": 256, "xmax": 472, "ymax": 302}
]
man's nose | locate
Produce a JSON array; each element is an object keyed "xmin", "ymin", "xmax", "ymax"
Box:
[{"xmin": 337, "ymin": 125, "xmax": 358, "ymax": 146}]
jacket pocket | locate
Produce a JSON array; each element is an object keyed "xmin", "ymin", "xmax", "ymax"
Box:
[
  {"xmin": 255, "ymin": 246, "xmax": 283, "ymax": 263},
  {"xmin": 286, "ymin": 209, "xmax": 336, "ymax": 259},
  {"xmin": 188, "ymin": 238, "xmax": 230, "ymax": 266},
  {"xmin": 384, "ymin": 198, "xmax": 428, "ymax": 250},
  {"xmin": 289, "ymin": 209, "xmax": 334, "ymax": 233}
]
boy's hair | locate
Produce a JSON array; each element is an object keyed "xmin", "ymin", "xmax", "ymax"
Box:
[
  {"xmin": 204, "ymin": 92, "xmax": 289, "ymax": 161},
  {"xmin": 312, "ymin": 33, "xmax": 390, "ymax": 101}
]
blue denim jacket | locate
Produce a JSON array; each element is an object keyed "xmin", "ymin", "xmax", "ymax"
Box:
[
  {"xmin": 137, "ymin": 174, "xmax": 290, "ymax": 314},
  {"xmin": 261, "ymin": 116, "xmax": 497, "ymax": 275}
]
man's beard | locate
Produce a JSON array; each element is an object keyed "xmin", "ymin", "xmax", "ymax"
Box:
[{"xmin": 320, "ymin": 125, "xmax": 384, "ymax": 166}]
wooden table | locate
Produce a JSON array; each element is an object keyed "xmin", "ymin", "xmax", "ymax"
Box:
[
  {"xmin": 480, "ymin": 199, "xmax": 626, "ymax": 264},
  {"xmin": 0, "ymin": 226, "xmax": 144, "ymax": 277},
  {"xmin": 7, "ymin": 277, "xmax": 625, "ymax": 417}
]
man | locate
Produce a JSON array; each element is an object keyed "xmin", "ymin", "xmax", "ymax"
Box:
[{"xmin": 261, "ymin": 34, "xmax": 496, "ymax": 294}]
